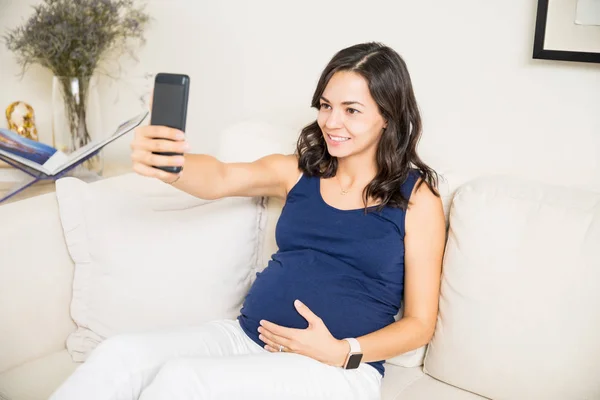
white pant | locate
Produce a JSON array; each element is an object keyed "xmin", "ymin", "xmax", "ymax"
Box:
[{"xmin": 49, "ymin": 319, "xmax": 382, "ymax": 400}]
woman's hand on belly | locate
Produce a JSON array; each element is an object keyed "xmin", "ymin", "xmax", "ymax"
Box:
[{"xmin": 257, "ymin": 299, "xmax": 349, "ymax": 367}]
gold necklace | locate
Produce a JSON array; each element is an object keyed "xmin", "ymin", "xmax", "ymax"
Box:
[{"xmin": 336, "ymin": 175, "xmax": 352, "ymax": 195}]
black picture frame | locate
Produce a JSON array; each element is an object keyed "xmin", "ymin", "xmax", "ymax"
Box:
[{"xmin": 533, "ymin": 0, "xmax": 600, "ymax": 63}]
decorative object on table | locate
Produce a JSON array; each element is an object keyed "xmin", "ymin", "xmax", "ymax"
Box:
[
  {"xmin": 5, "ymin": 101, "xmax": 38, "ymax": 141},
  {"xmin": 533, "ymin": 0, "xmax": 600, "ymax": 64},
  {"xmin": 0, "ymin": 111, "xmax": 148, "ymax": 204},
  {"xmin": 3, "ymin": 0, "xmax": 151, "ymax": 175}
]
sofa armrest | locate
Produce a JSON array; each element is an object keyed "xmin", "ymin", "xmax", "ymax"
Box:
[{"xmin": 0, "ymin": 191, "xmax": 76, "ymax": 373}]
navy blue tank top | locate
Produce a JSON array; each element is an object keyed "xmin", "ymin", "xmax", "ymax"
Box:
[{"xmin": 238, "ymin": 170, "xmax": 420, "ymax": 376}]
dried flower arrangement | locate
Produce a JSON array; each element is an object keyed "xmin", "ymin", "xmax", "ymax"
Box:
[{"xmin": 3, "ymin": 0, "xmax": 150, "ymax": 156}]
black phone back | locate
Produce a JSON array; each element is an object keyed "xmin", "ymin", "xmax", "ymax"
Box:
[{"xmin": 151, "ymin": 73, "xmax": 190, "ymax": 173}]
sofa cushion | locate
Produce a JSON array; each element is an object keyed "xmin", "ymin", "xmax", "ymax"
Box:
[
  {"xmin": 0, "ymin": 350, "xmax": 78, "ymax": 400},
  {"xmin": 0, "ymin": 355, "xmax": 484, "ymax": 400},
  {"xmin": 0, "ymin": 191, "xmax": 76, "ymax": 374},
  {"xmin": 424, "ymin": 175, "xmax": 600, "ymax": 399},
  {"xmin": 212, "ymin": 120, "xmax": 299, "ymax": 273},
  {"xmin": 55, "ymin": 174, "xmax": 265, "ymax": 362},
  {"xmin": 381, "ymin": 364, "xmax": 486, "ymax": 400}
]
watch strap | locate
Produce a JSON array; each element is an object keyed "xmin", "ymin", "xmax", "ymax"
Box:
[{"xmin": 343, "ymin": 338, "xmax": 361, "ymax": 353}]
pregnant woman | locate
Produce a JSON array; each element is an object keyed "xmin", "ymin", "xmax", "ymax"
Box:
[{"xmin": 50, "ymin": 41, "xmax": 446, "ymax": 400}]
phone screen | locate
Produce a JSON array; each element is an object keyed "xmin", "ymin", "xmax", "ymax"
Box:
[{"xmin": 151, "ymin": 81, "xmax": 187, "ymax": 131}]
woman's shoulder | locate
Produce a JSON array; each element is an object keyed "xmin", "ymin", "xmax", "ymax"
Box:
[
  {"xmin": 249, "ymin": 153, "xmax": 301, "ymax": 199},
  {"xmin": 275, "ymin": 153, "xmax": 303, "ymax": 195},
  {"xmin": 404, "ymin": 175, "xmax": 445, "ymax": 243},
  {"xmin": 259, "ymin": 153, "xmax": 299, "ymax": 173},
  {"xmin": 406, "ymin": 169, "xmax": 442, "ymax": 215},
  {"xmin": 408, "ymin": 167, "xmax": 425, "ymax": 180},
  {"xmin": 397, "ymin": 168, "xmax": 422, "ymax": 199},
  {"xmin": 397, "ymin": 167, "xmax": 440, "ymax": 211}
]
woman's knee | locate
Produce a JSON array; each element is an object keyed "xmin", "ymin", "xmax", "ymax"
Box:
[
  {"xmin": 86, "ymin": 334, "xmax": 145, "ymax": 364},
  {"xmin": 140, "ymin": 359, "xmax": 207, "ymax": 399}
]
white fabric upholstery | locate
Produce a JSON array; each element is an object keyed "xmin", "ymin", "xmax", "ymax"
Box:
[
  {"xmin": 381, "ymin": 364, "xmax": 486, "ymax": 400},
  {"xmin": 0, "ymin": 192, "xmax": 76, "ymax": 374},
  {"xmin": 55, "ymin": 174, "xmax": 266, "ymax": 362},
  {"xmin": 0, "ymin": 350, "xmax": 78, "ymax": 400},
  {"xmin": 424, "ymin": 175, "xmax": 600, "ymax": 399},
  {"xmin": 212, "ymin": 120, "xmax": 298, "ymax": 273}
]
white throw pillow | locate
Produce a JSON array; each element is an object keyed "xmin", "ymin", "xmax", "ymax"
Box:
[
  {"xmin": 424, "ymin": 175, "xmax": 600, "ymax": 399},
  {"xmin": 56, "ymin": 174, "xmax": 265, "ymax": 362}
]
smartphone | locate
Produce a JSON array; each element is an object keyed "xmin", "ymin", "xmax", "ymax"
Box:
[{"xmin": 150, "ymin": 72, "xmax": 190, "ymax": 173}]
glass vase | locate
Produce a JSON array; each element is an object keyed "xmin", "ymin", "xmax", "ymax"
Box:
[{"xmin": 52, "ymin": 75, "xmax": 103, "ymax": 176}]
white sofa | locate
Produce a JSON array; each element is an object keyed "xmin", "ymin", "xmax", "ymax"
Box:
[{"xmin": 1, "ymin": 121, "xmax": 599, "ymax": 400}]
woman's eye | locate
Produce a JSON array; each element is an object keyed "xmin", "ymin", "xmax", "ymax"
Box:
[
  {"xmin": 319, "ymin": 103, "xmax": 331, "ymax": 110},
  {"xmin": 347, "ymin": 108, "xmax": 359, "ymax": 115}
]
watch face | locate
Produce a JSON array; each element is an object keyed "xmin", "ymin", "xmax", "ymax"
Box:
[{"xmin": 346, "ymin": 353, "xmax": 363, "ymax": 369}]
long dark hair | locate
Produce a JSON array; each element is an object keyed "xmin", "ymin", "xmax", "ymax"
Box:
[{"xmin": 295, "ymin": 42, "xmax": 439, "ymax": 212}]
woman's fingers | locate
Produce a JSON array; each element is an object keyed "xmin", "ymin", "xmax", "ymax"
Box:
[
  {"xmin": 258, "ymin": 329, "xmax": 295, "ymax": 353},
  {"xmin": 130, "ymin": 124, "xmax": 189, "ymax": 183},
  {"xmin": 132, "ymin": 162, "xmax": 180, "ymax": 182},
  {"xmin": 136, "ymin": 125, "xmax": 184, "ymax": 141},
  {"xmin": 260, "ymin": 334, "xmax": 288, "ymax": 352},
  {"xmin": 131, "ymin": 149, "xmax": 185, "ymax": 168},
  {"xmin": 131, "ymin": 136, "xmax": 189, "ymax": 155}
]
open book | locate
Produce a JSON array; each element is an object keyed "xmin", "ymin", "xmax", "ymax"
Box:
[{"xmin": 0, "ymin": 111, "xmax": 148, "ymax": 177}]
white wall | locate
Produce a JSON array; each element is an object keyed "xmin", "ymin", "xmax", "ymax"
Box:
[{"xmin": 1, "ymin": 0, "xmax": 599, "ymax": 191}]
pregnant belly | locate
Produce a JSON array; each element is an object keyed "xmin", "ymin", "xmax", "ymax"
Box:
[{"xmin": 239, "ymin": 258, "xmax": 398, "ymax": 342}]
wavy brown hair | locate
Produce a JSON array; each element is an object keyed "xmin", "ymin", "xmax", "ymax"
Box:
[{"xmin": 295, "ymin": 42, "xmax": 439, "ymax": 212}]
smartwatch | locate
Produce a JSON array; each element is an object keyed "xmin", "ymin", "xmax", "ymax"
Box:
[{"xmin": 342, "ymin": 338, "xmax": 363, "ymax": 369}]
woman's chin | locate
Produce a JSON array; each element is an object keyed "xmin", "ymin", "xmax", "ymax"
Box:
[{"xmin": 326, "ymin": 144, "xmax": 352, "ymax": 159}]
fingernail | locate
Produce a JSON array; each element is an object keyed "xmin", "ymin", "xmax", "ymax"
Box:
[
  {"xmin": 176, "ymin": 132, "xmax": 185, "ymax": 140},
  {"xmin": 257, "ymin": 327, "xmax": 262, "ymax": 333},
  {"xmin": 259, "ymin": 320, "xmax": 265, "ymax": 326},
  {"xmin": 295, "ymin": 300, "xmax": 302, "ymax": 307}
]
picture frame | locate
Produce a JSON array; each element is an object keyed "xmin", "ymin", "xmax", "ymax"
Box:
[{"xmin": 533, "ymin": 0, "xmax": 600, "ymax": 63}]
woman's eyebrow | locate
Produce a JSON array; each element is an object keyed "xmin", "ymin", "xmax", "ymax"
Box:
[{"xmin": 320, "ymin": 96, "xmax": 365, "ymax": 107}]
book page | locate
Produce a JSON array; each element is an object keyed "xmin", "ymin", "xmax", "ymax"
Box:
[
  {"xmin": 0, "ymin": 147, "xmax": 50, "ymax": 174},
  {"xmin": 49, "ymin": 111, "xmax": 149, "ymax": 175},
  {"xmin": 42, "ymin": 151, "xmax": 70, "ymax": 173},
  {"xmin": 0, "ymin": 127, "xmax": 58, "ymax": 173}
]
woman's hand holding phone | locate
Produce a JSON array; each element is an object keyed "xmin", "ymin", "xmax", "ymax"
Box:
[
  {"xmin": 131, "ymin": 72, "xmax": 190, "ymax": 183},
  {"xmin": 130, "ymin": 125, "xmax": 189, "ymax": 183}
]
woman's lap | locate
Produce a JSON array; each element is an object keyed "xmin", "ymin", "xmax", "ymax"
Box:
[
  {"xmin": 49, "ymin": 319, "xmax": 381, "ymax": 400},
  {"xmin": 140, "ymin": 351, "xmax": 381, "ymax": 400}
]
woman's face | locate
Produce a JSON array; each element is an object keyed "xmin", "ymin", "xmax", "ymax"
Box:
[{"xmin": 317, "ymin": 71, "xmax": 387, "ymax": 160}]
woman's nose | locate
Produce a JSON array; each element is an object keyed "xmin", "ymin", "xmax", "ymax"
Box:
[{"xmin": 325, "ymin": 109, "xmax": 343, "ymax": 129}]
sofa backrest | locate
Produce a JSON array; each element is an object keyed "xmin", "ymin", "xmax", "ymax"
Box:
[
  {"xmin": 424, "ymin": 175, "xmax": 600, "ymax": 399},
  {"xmin": 0, "ymin": 193, "xmax": 77, "ymax": 373}
]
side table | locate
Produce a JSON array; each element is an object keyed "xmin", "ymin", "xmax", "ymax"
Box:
[{"xmin": 0, "ymin": 163, "xmax": 133, "ymax": 205}]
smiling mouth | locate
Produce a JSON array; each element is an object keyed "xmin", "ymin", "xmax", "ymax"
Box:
[{"xmin": 327, "ymin": 134, "xmax": 351, "ymax": 142}]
